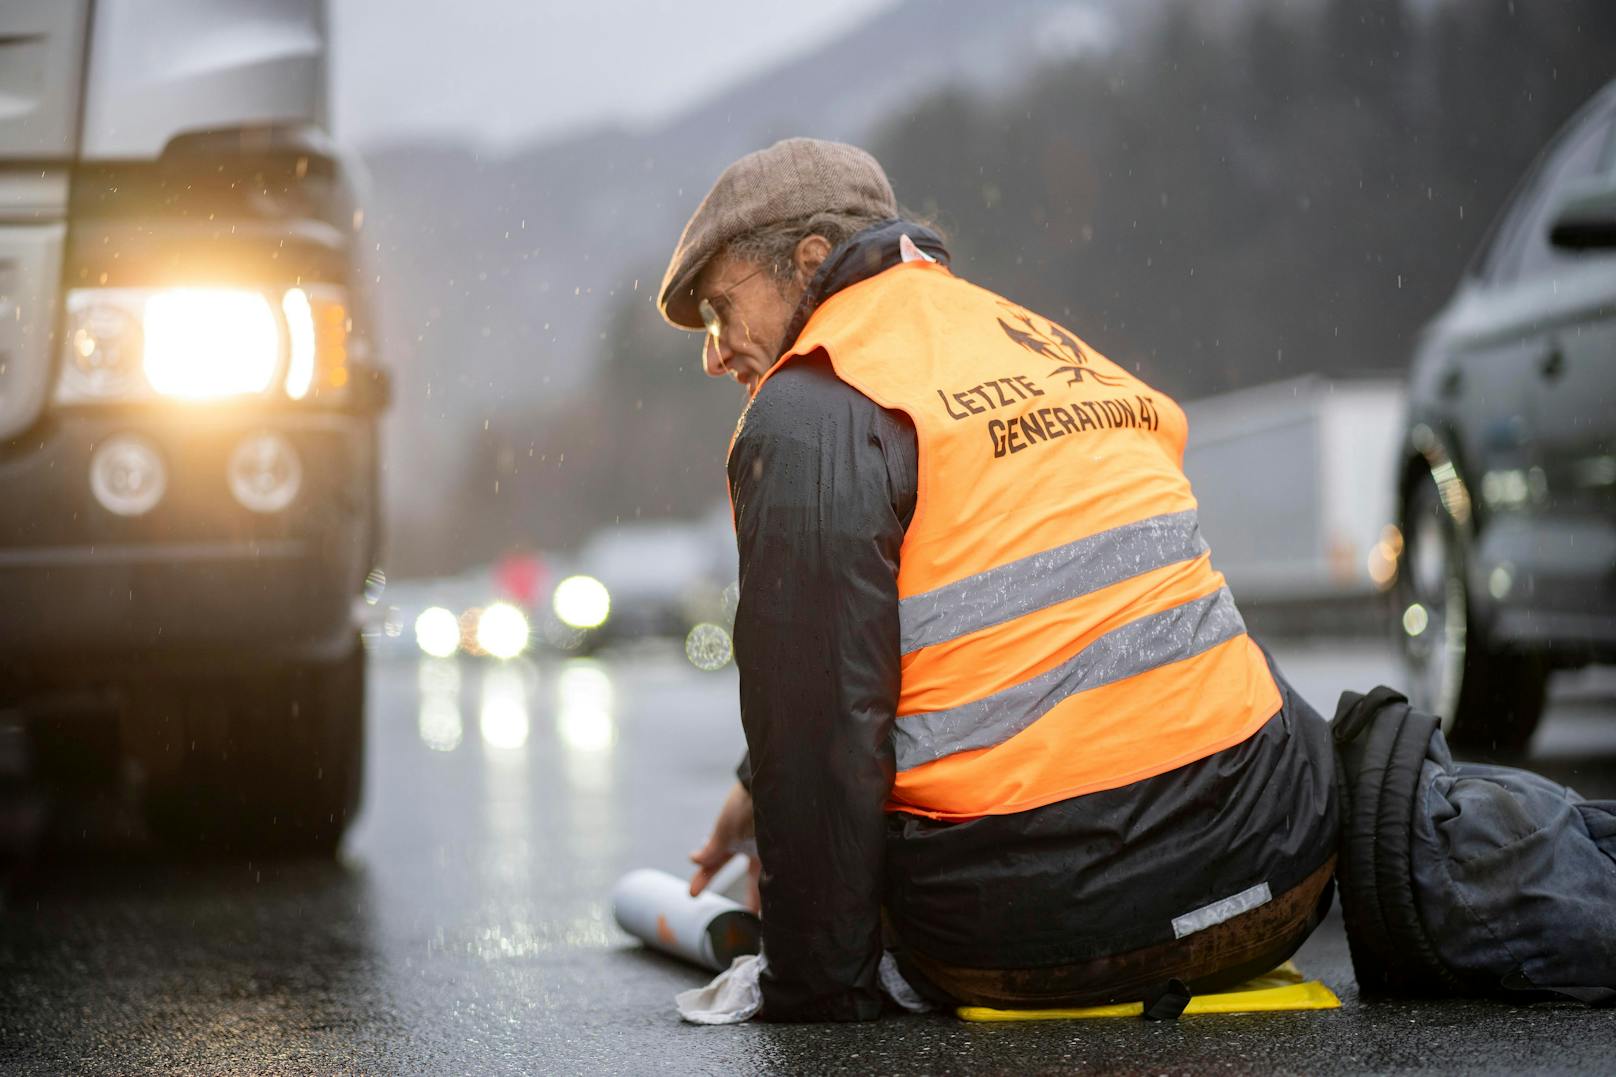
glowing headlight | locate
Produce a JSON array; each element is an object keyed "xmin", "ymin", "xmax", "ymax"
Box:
[
  {"xmin": 144, "ymin": 289, "xmax": 279, "ymax": 398},
  {"xmin": 55, "ymin": 285, "xmax": 351, "ymax": 404},
  {"xmin": 282, "ymin": 288, "xmax": 317, "ymax": 400},
  {"xmin": 415, "ymin": 606, "xmax": 461, "ymax": 658},
  {"xmin": 553, "ymin": 575, "xmax": 611, "ymax": 629},
  {"xmin": 475, "ymin": 602, "xmax": 530, "ymax": 660}
]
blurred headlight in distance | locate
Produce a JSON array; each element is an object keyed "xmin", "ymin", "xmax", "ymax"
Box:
[
  {"xmin": 416, "ymin": 606, "xmax": 461, "ymax": 658},
  {"xmin": 1366, "ymin": 525, "xmax": 1403, "ymax": 590},
  {"xmin": 143, "ymin": 289, "xmax": 278, "ymax": 398},
  {"xmin": 89, "ymin": 434, "xmax": 166, "ymax": 516},
  {"xmin": 553, "ymin": 575, "xmax": 611, "ymax": 629},
  {"xmin": 227, "ymin": 432, "xmax": 302, "ymax": 513},
  {"xmin": 476, "ymin": 602, "xmax": 530, "ymax": 660},
  {"xmin": 1402, "ymin": 603, "xmax": 1430, "ymax": 638},
  {"xmin": 282, "ymin": 288, "xmax": 317, "ymax": 399}
]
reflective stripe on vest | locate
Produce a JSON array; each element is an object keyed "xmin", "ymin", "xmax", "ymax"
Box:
[
  {"xmin": 894, "ymin": 585, "xmax": 1246, "ymax": 770},
  {"xmin": 898, "ymin": 508, "xmax": 1208, "ymax": 655},
  {"xmin": 745, "ymin": 260, "xmax": 1280, "ymax": 821}
]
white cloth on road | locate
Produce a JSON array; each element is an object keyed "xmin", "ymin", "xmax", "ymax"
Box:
[
  {"xmin": 676, "ymin": 952, "xmax": 934, "ymax": 1024},
  {"xmin": 676, "ymin": 954, "xmax": 767, "ymax": 1024}
]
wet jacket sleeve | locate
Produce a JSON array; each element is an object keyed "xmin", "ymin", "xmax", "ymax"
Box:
[{"xmin": 727, "ymin": 353, "xmax": 917, "ymax": 1022}]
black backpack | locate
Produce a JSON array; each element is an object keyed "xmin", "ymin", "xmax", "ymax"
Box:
[{"xmin": 1334, "ymin": 687, "xmax": 1616, "ymax": 1007}]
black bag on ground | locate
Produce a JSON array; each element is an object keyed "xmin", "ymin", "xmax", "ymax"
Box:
[{"xmin": 1333, "ymin": 687, "xmax": 1616, "ymax": 1006}]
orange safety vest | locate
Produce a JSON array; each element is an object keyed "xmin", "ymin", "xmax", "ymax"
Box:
[{"xmin": 743, "ymin": 260, "xmax": 1280, "ymax": 822}]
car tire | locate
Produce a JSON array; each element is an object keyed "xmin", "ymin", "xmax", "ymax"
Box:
[
  {"xmin": 137, "ymin": 642, "xmax": 366, "ymax": 856},
  {"xmin": 1398, "ymin": 474, "xmax": 1547, "ymax": 755}
]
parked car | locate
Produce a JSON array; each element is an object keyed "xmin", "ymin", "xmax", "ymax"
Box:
[
  {"xmin": 1394, "ymin": 79, "xmax": 1616, "ymax": 751},
  {"xmin": 0, "ymin": 0, "xmax": 388, "ymax": 852}
]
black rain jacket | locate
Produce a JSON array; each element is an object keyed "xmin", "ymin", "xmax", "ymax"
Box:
[{"xmin": 728, "ymin": 220, "xmax": 1338, "ymax": 1022}]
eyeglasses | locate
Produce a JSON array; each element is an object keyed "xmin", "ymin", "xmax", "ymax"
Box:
[{"xmin": 698, "ymin": 264, "xmax": 768, "ymax": 341}]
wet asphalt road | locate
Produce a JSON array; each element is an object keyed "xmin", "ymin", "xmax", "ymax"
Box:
[{"xmin": 3, "ymin": 640, "xmax": 1616, "ymax": 1074}]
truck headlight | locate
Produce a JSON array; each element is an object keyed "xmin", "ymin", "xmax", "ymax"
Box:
[
  {"xmin": 143, "ymin": 289, "xmax": 279, "ymax": 398},
  {"xmin": 64, "ymin": 303, "xmax": 143, "ymax": 398},
  {"xmin": 55, "ymin": 285, "xmax": 350, "ymax": 404}
]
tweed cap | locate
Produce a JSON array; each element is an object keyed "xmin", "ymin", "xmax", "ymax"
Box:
[{"xmin": 658, "ymin": 138, "xmax": 897, "ymax": 329}]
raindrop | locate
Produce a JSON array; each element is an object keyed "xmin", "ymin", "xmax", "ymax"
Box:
[{"xmin": 685, "ymin": 623, "xmax": 733, "ymax": 672}]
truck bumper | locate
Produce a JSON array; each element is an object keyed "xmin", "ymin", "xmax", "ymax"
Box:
[{"xmin": 0, "ymin": 408, "xmax": 377, "ymax": 681}]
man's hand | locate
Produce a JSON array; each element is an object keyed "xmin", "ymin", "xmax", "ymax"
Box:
[{"xmin": 689, "ymin": 780, "xmax": 762, "ymax": 913}]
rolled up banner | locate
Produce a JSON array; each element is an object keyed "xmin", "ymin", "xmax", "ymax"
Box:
[{"xmin": 611, "ymin": 867, "xmax": 762, "ymax": 972}]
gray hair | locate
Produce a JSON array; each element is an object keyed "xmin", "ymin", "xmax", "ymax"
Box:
[{"xmin": 722, "ymin": 209, "xmax": 889, "ymax": 286}]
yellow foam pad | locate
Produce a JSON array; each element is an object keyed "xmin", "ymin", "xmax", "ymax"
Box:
[{"xmin": 956, "ymin": 962, "xmax": 1341, "ymax": 1021}]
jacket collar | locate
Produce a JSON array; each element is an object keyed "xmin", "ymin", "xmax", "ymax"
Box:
[{"xmin": 777, "ymin": 219, "xmax": 951, "ymax": 360}]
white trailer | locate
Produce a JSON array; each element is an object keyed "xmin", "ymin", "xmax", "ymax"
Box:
[{"xmin": 1182, "ymin": 375, "xmax": 1406, "ymax": 612}]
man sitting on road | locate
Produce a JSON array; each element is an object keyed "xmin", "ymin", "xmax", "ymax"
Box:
[{"xmin": 662, "ymin": 138, "xmax": 1339, "ymax": 1021}]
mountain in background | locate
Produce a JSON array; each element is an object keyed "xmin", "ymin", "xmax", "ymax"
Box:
[
  {"xmin": 362, "ymin": 0, "xmax": 1616, "ymax": 576},
  {"xmin": 360, "ymin": 0, "xmax": 1169, "ymax": 572}
]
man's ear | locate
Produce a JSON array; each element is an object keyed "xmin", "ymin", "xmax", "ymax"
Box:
[{"xmin": 794, "ymin": 234, "xmax": 832, "ymax": 282}]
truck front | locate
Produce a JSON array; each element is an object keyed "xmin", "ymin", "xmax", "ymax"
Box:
[{"xmin": 0, "ymin": 0, "xmax": 387, "ymax": 853}]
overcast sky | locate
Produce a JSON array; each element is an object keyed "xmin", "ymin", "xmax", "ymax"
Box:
[{"xmin": 329, "ymin": 0, "xmax": 899, "ymax": 151}]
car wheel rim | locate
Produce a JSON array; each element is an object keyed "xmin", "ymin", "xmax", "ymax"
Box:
[{"xmin": 1404, "ymin": 496, "xmax": 1466, "ymax": 734}]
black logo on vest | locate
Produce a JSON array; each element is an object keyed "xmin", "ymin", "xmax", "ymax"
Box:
[
  {"xmin": 931, "ymin": 302, "xmax": 1159, "ymax": 459},
  {"xmin": 996, "ymin": 305, "xmax": 1127, "ymax": 388}
]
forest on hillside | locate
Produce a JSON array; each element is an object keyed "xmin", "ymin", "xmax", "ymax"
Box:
[{"xmin": 447, "ymin": 0, "xmax": 1616, "ymax": 566}]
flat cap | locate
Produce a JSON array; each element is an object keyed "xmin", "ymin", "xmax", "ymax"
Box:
[{"xmin": 658, "ymin": 137, "xmax": 897, "ymax": 329}]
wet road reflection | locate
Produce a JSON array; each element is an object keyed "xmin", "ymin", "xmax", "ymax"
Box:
[
  {"xmin": 416, "ymin": 657, "xmax": 464, "ymax": 752},
  {"xmin": 478, "ymin": 662, "xmax": 533, "ymax": 754},
  {"xmin": 1, "ymin": 648, "xmax": 750, "ymax": 1071},
  {"xmin": 2, "ymin": 644, "xmax": 1615, "ymax": 1072},
  {"xmin": 556, "ymin": 660, "xmax": 617, "ymax": 797}
]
